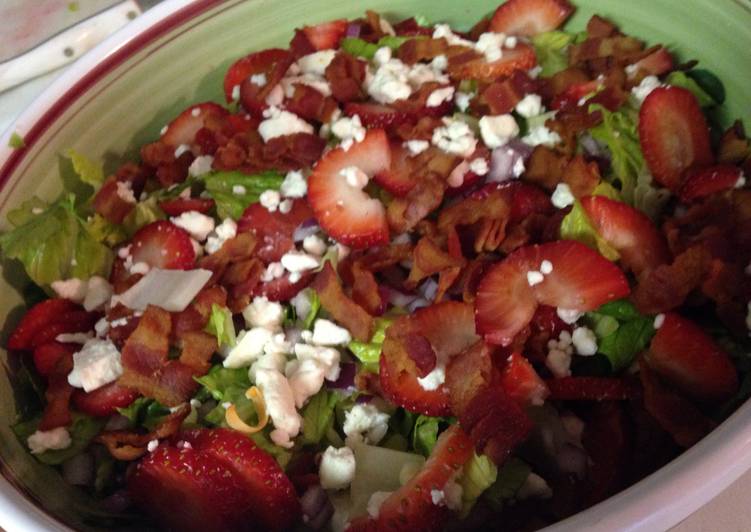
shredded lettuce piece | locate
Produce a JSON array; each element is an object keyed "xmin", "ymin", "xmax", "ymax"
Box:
[
  {"xmin": 202, "ymin": 170, "xmax": 284, "ymax": 220},
  {"xmin": 195, "ymin": 365, "xmax": 251, "ymax": 402},
  {"xmin": 85, "ymin": 214, "xmax": 128, "ymax": 247},
  {"xmin": 412, "ymin": 415, "xmax": 441, "ymax": 456},
  {"xmin": 12, "ymin": 414, "xmax": 104, "ymax": 465},
  {"xmin": 341, "ymin": 35, "xmax": 414, "ymax": 60},
  {"xmin": 8, "ymin": 132, "xmax": 25, "ymax": 149},
  {"xmin": 205, "ymin": 303, "xmax": 236, "ymax": 347},
  {"xmin": 347, "ymin": 317, "xmax": 394, "ymax": 372},
  {"xmin": 116, "ymin": 397, "xmax": 170, "ymax": 431},
  {"xmin": 559, "ymin": 200, "xmax": 620, "ymax": 261},
  {"xmin": 687, "ymin": 69, "xmax": 726, "ymax": 105},
  {"xmin": 665, "ymin": 71, "xmax": 715, "ymax": 107},
  {"xmin": 483, "ymin": 458, "xmax": 531, "ymax": 508},
  {"xmin": 585, "ymin": 299, "xmax": 656, "ymax": 372},
  {"xmin": 301, "ymin": 389, "xmax": 340, "ymax": 445},
  {"xmin": 0, "ymin": 194, "xmax": 113, "ymax": 286},
  {"xmin": 304, "ymin": 289, "xmax": 321, "ymax": 329},
  {"xmin": 531, "ymin": 31, "xmax": 574, "ymax": 77},
  {"xmin": 121, "ymin": 195, "xmax": 166, "ymax": 237},
  {"xmin": 459, "ymin": 453, "xmax": 498, "ymax": 515},
  {"xmin": 67, "ymin": 149, "xmax": 104, "ymax": 188}
]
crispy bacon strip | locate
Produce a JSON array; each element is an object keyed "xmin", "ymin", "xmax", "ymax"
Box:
[
  {"xmin": 179, "ymin": 331, "xmax": 218, "ymax": 375},
  {"xmin": 406, "ymin": 237, "xmax": 465, "ymax": 289},
  {"xmin": 312, "ymin": 262, "xmax": 374, "ymax": 341},
  {"xmin": 351, "ymin": 261, "xmax": 384, "ymax": 316},
  {"xmin": 38, "ymin": 355, "xmax": 74, "ymax": 431},
  {"xmin": 97, "ymin": 404, "xmax": 190, "ymax": 460}
]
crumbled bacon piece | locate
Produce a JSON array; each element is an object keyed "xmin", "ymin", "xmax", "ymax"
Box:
[{"xmin": 312, "ymin": 262, "xmax": 374, "ymax": 341}]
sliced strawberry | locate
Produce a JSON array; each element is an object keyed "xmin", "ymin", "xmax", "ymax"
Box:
[
  {"xmin": 128, "ymin": 438, "xmax": 259, "ymax": 531},
  {"xmin": 8, "ymin": 299, "xmax": 98, "ymax": 351},
  {"xmin": 550, "ymin": 80, "xmax": 601, "ymax": 111},
  {"xmin": 679, "ymin": 164, "xmax": 744, "ymax": 203},
  {"xmin": 72, "ymin": 382, "xmax": 139, "ymax": 417},
  {"xmin": 372, "ymin": 141, "xmax": 417, "ymax": 197},
  {"xmin": 476, "ymin": 240, "xmax": 630, "ymax": 345},
  {"xmin": 158, "ymin": 197, "xmax": 216, "ymax": 217},
  {"xmin": 628, "ymin": 47, "xmax": 674, "ymax": 78},
  {"xmin": 253, "ymin": 271, "xmax": 314, "ymax": 302},
  {"xmin": 490, "ymin": 0, "xmax": 574, "ymax": 36},
  {"xmin": 646, "ymin": 313, "xmax": 738, "ymax": 402},
  {"xmin": 546, "ymin": 376, "xmax": 638, "ymax": 401},
  {"xmin": 449, "ymin": 43, "xmax": 537, "ymax": 82},
  {"xmin": 237, "ymin": 199, "xmax": 313, "ymax": 262},
  {"xmin": 307, "ymin": 129, "xmax": 391, "ymax": 248},
  {"xmin": 302, "ymin": 19, "xmax": 348, "ymax": 51},
  {"xmin": 380, "ymin": 302, "xmax": 479, "ymax": 416},
  {"xmin": 8, "ymin": 299, "xmax": 77, "ymax": 350},
  {"xmin": 130, "ymin": 220, "xmax": 196, "ymax": 270},
  {"xmin": 500, "ymin": 352, "xmax": 549, "ymax": 405},
  {"xmin": 343, "ymin": 102, "xmax": 412, "ymax": 129},
  {"xmin": 348, "ymin": 425, "xmax": 473, "ymax": 531},
  {"xmin": 580, "ymin": 195, "xmax": 670, "ymax": 275},
  {"xmin": 223, "ymin": 48, "xmax": 291, "ymax": 104},
  {"xmin": 184, "ymin": 428, "xmax": 300, "ymax": 531},
  {"xmin": 638, "ymin": 86, "xmax": 713, "ymax": 190},
  {"xmin": 33, "ymin": 342, "xmax": 78, "ymax": 378},
  {"xmin": 161, "ymin": 102, "xmax": 229, "ymax": 148}
]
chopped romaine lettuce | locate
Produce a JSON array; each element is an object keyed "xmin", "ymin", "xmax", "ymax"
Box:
[
  {"xmin": 85, "ymin": 214, "xmax": 128, "ymax": 247},
  {"xmin": 347, "ymin": 317, "xmax": 394, "ymax": 372},
  {"xmin": 304, "ymin": 289, "xmax": 322, "ymax": 329},
  {"xmin": 412, "ymin": 415, "xmax": 441, "ymax": 457},
  {"xmin": 195, "ymin": 365, "xmax": 251, "ymax": 402},
  {"xmin": 531, "ymin": 31, "xmax": 574, "ymax": 77},
  {"xmin": 0, "ymin": 194, "xmax": 113, "ymax": 286},
  {"xmin": 203, "ymin": 170, "xmax": 284, "ymax": 219},
  {"xmin": 585, "ymin": 299, "xmax": 656, "ymax": 372},
  {"xmin": 301, "ymin": 389, "xmax": 340, "ymax": 445},
  {"xmin": 121, "ymin": 195, "xmax": 166, "ymax": 237},
  {"xmin": 341, "ymin": 36, "xmax": 414, "ymax": 60},
  {"xmin": 459, "ymin": 453, "xmax": 498, "ymax": 515},
  {"xmin": 665, "ymin": 71, "xmax": 715, "ymax": 107},
  {"xmin": 116, "ymin": 397, "xmax": 170, "ymax": 431},
  {"xmin": 67, "ymin": 149, "xmax": 104, "ymax": 189},
  {"xmin": 205, "ymin": 303, "xmax": 236, "ymax": 347}
]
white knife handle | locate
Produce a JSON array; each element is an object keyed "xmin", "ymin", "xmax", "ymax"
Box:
[{"xmin": 0, "ymin": 1, "xmax": 142, "ymax": 93}]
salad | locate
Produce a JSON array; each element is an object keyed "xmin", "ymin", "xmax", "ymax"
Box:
[{"xmin": 3, "ymin": 0, "xmax": 751, "ymax": 530}]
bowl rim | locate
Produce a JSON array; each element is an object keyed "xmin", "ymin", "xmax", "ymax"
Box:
[{"xmin": 2, "ymin": 0, "xmax": 751, "ymax": 530}]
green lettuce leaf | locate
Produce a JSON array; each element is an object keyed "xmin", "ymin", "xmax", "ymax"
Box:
[
  {"xmin": 67, "ymin": 149, "xmax": 104, "ymax": 188},
  {"xmin": 484, "ymin": 458, "xmax": 531, "ymax": 508},
  {"xmin": 85, "ymin": 214, "xmax": 128, "ymax": 247},
  {"xmin": 205, "ymin": 304, "xmax": 236, "ymax": 347},
  {"xmin": 585, "ymin": 299, "xmax": 656, "ymax": 372},
  {"xmin": 665, "ymin": 71, "xmax": 715, "ymax": 107},
  {"xmin": 341, "ymin": 36, "xmax": 414, "ymax": 60},
  {"xmin": 459, "ymin": 452, "xmax": 498, "ymax": 515},
  {"xmin": 412, "ymin": 415, "xmax": 441, "ymax": 457},
  {"xmin": 687, "ymin": 69, "xmax": 725, "ymax": 105},
  {"xmin": 203, "ymin": 170, "xmax": 284, "ymax": 220},
  {"xmin": 116, "ymin": 397, "xmax": 170, "ymax": 431},
  {"xmin": 0, "ymin": 194, "xmax": 113, "ymax": 286},
  {"xmin": 121, "ymin": 195, "xmax": 166, "ymax": 237},
  {"xmin": 195, "ymin": 365, "xmax": 251, "ymax": 402},
  {"xmin": 531, "ymin": 31, "xmax": 574, "ymax": 77},
  {"xmin": 559, "ymin": 200, "xmax": 620, "ymax": 261},
  {"xmin": 301, "ymin": 389, "xmax": 340, "ymax": 445},
  {"xmin": 8, "ymin": 132, "xmax": 25, "ymax": 149},
  {"xmin": 347, "ymin": 317, "xmax": 394, "ymax": 371},
  {"xmin": 303, "ymin": 289, "xmax": 321, "ymax": 329},
  {"xmin": 12, "ymin": 414, "xmax": 105, "ymax": 465}
]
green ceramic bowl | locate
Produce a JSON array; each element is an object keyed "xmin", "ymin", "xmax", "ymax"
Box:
[{"xmin": 0, "ymin": 0, "xmax": 750, "ymax": 530}]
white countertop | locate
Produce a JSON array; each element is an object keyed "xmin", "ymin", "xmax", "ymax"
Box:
[{"xmin": 0, "ymin": 3, "xmax": 749, "ymax": 532}]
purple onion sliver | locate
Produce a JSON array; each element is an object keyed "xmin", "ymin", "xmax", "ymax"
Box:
[
  {"xmin": 345, "ymin": 23, "xmax": 362, "ymax": 38},
  {"xmin": 100, "ymin": 490, "xmax": 132, "ymax": 514},
  {"xmin": 62, "ymin": 452, "xmax": 95, "ymax": 487},
  {"xmin": 293, "ymin": 219, "xmax": 320, "ymax": 242},
  {"xmin": 382, "ymin": 286, "xmax": 419, "ymax": 308},
  {"xmin": 418, "ymin": 278, "xmax": 438, "ymax": 301},
  {"xmin": 300, "ymin": 484, "xmax": 335, "ymax": 530},
  {"xmin": 356, "ymin": 394, "xmax": 374, "ymax": 404},
  {"xmin": 489, "ymin": 141, "xmax": 531, "ymax": 183},
  {"xmin": 407, "ymin": 297, "xmax": 430, "ymax": 313},
  {"xmin": 329, "ymin": 362, "xmax": 356, "ymax": 389}
]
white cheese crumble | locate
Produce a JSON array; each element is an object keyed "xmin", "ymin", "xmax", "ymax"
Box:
[
  {"xmin": 469, "ymin": 158, "xmax": 489, "ymax": 176},
  {"xmin": 515, "ymin": 93, "xmax": 544, "ymax": 118},
  {"xmin": 417, "ymin": 365, "xmax": 445, "ymax": 391},
  {"xmin": 115, "ymin": 181, "xmax": 136, "ymax": 204},
  {"xmin": 281, "ymin": 250, "xmax": 320, "ymax": 273},
  {"xmin": 51, "ymin": 278, "xmax": 87, "ymax": 303},
  {"xmin": 242, "ymin": 296, "xmax": 285, "ymax": 332},
  {"xmin": 297, "ymin": 50, "xmax": 337, "ymax": 76},
  {"xmin": 479, "ymin": 114, "xmax": 519, "ymax": 149},
  {"xmin": 67, "ymin": 338, "xmax": 123, "ymax": 392},
  {"xmin": 366, "ymin": 51, "xmax": 449, "ymax": 104},
  {"xmin": 404, "ymin": 139, "xmax": 429, "ymax": 156},
  {"xmin": 302, "ymin": 234, "xmax": 327, "ymax": 256},
  {"xmin": 540, "ymin": 260, "xmax": 553, "ymax": 275},
  {"xmin": 280, "ymin": 170, "xmax": 308, "ymax": 198},
  {"xmin": 517, "ymin": 473, "xmax": 553, "ymax": 500},
  {"xmin": 223, "ymin": 328, "xmax": 273, "ymax": 368},
  {"xmin": 260, "ymin": 189, "xmax": 281, "ymax": 212},
  {"xmin": 426, "ymin": 86, "xmax": 455, "ymax": 108},
  {"xmin": 546, "ymin": 330, "xmax": 573, "ymax": 378},
  {"xmin": 654, "ymin": 313, "xmax": 666, "ymax": 330},
  {"xmin": 527, "ymin": 271, "xmax": 544, "ymax": 286},
  {"xmin": 431, "ymin": 117, "xmax": 477, "ymax": 157},
  {"xmin": 249, "ymin": 73, "xmax": 267, "ymax": 86},
  {"xmin": 343, "ymin": 404, "xmax": 390, "ymax": 445},
  {"xmin": 551, "ymin": 183, "xmax": 575, "ymax": 209},
  {"xmin": 319, "ymin": 446, "xmax": 356, "ymax": 490},
  {"xmin": 255, "ymin": 368, "xmax": 301, "ymax": 448},
  {"xmin": 432, "ymin": 24, "xmax": 474, "ymax": 48},
  {"xmin": 311, "ymin": 319, "xmax": 352, "ymax": 346},
  {"xmin": 475, "ymin": 32, "xmax": 506, "ymax": 62},
  {"xmin": 331, "ymin": 115, "xmax": 367, "ymax": 150},
  {"xmin": 571, "ymin": 326, "xmax": 598, "ymax": 356},
  {"xmin": 455, "ymin": 91, "xmax": 473, "ymax": 112},
  {"xmin": 258, "ymin": 107, "xmax": 314, "ymax": 142},
  {"xmin": 522, "ymin": 125, "xmax": 562, "ymax": 147},
  {"xmin": 55, "ymin": 332, "xmax": 92, "ymax": 344},
  {"xmin": 261, "ymin": 262, "xmax": 285, "ymax": 282},
  {"xmin": 556, "ymin": 308, "xmax": 583, "ymax": 325},
  {"xmin": 170, "ymin": 211, "xmax": 215, "ymax": 242},
  {"xmin": 340, "ymin": 166, "xmax": 369, "ymax": 189},
  {"xmin": 27, "ymin": 428, "xmax": 71, "ymax": 454},
  {"xmin": 631, "ymin": 75, "xmax": 662, "ymax": 104},
  {"xmin": 188, "ymin": 155, "xmax": 214, "ymax": 177},
  {"xmin": 205, "ymin": 218, "xmax": 237, "ymax": 254}
]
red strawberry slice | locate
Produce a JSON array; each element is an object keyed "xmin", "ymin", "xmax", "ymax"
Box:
[
  {"xmin": 646, "ymin": 313, "xmax": 738, "ymax": 402},
  {"xmin": 627, "ymin": 47, "xmax": 674, "ymax": 78},
  {"xmin": 343, "ymin": 102, "xmax": 413, "ymax": 129},
  {"xmin": 238, "ymin": 199, "xmax": 313, "ymax": 263},
  {"xmin": 130, "ymin": 220, "xmax": 196, "ymax": 270},
  {"xmin": 8, "ymin": 299, "xmax": 98, "ymax": 351},
  {"xmin": 490, "ymin": 0, "xmax": 574, "ymax": 36},
  {"xmin": 33, "ymin": 342, "xmax": 78, "ymax": 378},
  {"xmin": 307, "ymin": 129, "xmax": 391, "ymax": 248},
  {"xmin": 72, "ymin": 382, "xmax": 139, "ymax": 417},
  {"xmin": 158, "ymin": 197, "xmax": 216, "ymax": 217},
  {"xmin": 372, "ymin": 141, "xmax": 417, "ymax": 197},
  {"xmin": 638, "ymin": 86, "xmax": 713, "ymax": 191},
  {"xmin": 476, "ymin": 240, "xmax": 630, "ymax": 345},
  {"xmin": 580, "ymin": 195, "xmax": 670, "ymax": 275},
  {"xmin": 223, "ymin": 48, "xmax": 291, "ymax": 104},
  {"xmin": 161, "ymin": 102, "xmax": 229, "ymax": 148},
  {"xmin": 678, "ymin": 164, "xmax": 744, "ymax": 203},
  {"xmin": 302, "ymin": 19, "xmax": 348, "ymax": 51},
  {"xmin": 500, "ymin": 352, "xmax": 549, "ymax": 405},
  {"xmin": 347, "ymin": 425, "xmax": 473, "ymax": 532},
  {"xmin": 550, "ymin": 80, "xmax": 601, "ymax": 111},
  {"xmin": 184, "ymin": 428, "xmax": 301, "ymax": 531},
  {"xmin": 380, "ymin": 302, "xmax": 479, "ymax": 416},
  {"xmin": 546, "ymin": 376, "xmax": 638, "ymax": 401},
  {"xmin": 253, "ymin": 272, "xmax": 314, "ymax": 302},
  {"xmin": 449, "ymin": 43, "xmax": 537, "ymax": 82}
]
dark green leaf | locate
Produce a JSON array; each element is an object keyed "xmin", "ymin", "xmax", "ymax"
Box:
[
  {"xmin": 203, "ymin": 170, "xmax": 284, "ymax": 219},
  {"xmin": 687, "ymin": 69, "xmax": 725, "ymax": 105},
  {"xmin": 116, "ymin": 397, "xmax": 170, "ymax": 430},
  {"xmin": 531, "ymin": 31, "xmax": 574, "ymax": 76},
  {"xmin": 412, "ymin": 415, "xmax": 440, "ymax": 457},
  {"xmin": 194, "ymin": 365, "xmax": 251, "ymax": 402},
  {"xmin": 586, "ymin": 300, "xmax": 656, "ymax": 372},
  {"xmin": 665, "ymin": 71, "xmax": 716, "ymax": 107},
  {"xmin": 301, "ymin": 390, "xmax": 339, "ymax": 445},
  {"xmin": 594, "ymin": 299, "xmax": 643, "ymax": 321}
]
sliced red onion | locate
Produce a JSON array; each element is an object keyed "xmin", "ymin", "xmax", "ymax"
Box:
[
  {"xmin": 104, "ymin": 414, "xmax": 131, "ymax": 432},
  {"xmin": 345, "ymin": 23, "xmax": 362, "ymax": 38},
  {"xmin": 62, "ymin": 452, "xmax": 95, "ymax": 487},
  {"xmin": 101, "ymin": 490, "xmax": 132, "ymax": 514},
  {"xmin": 328, "ymin": 362, "xmax": 356, "ymax": 390},
  {"xmin": 488, "ymin": 140, "xmax": 533, "ymax": 183},
  {"xmin": 556, "ymin": 443, "xmax": 588, "ymax": 478},
  {"xmin": 382, "ymin": 286, "xmax": 419, "ymax": 308},
  {"xmin": 356, "ymin": 394, "xmax": 374, "ymax": 404},
  {"xmin": 407, "ymin": 297, "xmax": 430, "ymax": 313},
  {"xmin": 418, "ymin": 278, "xmax": 438, "ymax": 301},
  {"xmin": 579, "ymin": 133, "xmax": 605, "ymax": 159},
  {"xmin": 293, "ymin": 219, "xmax": 320, "ymax": 242},
  {"xmin": 300, "ymin": 485, "xmax": 334, "ymax": 530}
]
